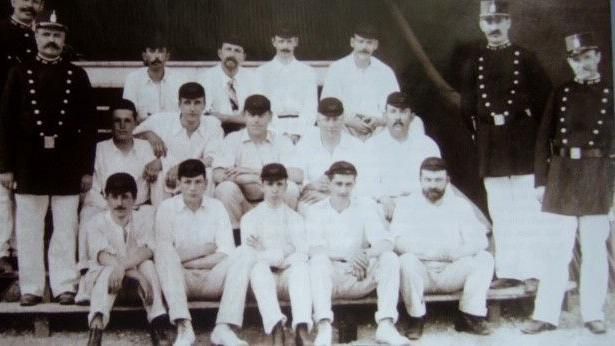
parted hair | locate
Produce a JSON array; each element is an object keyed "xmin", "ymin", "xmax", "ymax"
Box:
[
  {"xmin": 104, "ymin": 172, "xmax": 138, "ymax": 199},
  {"xmin": 178, "ymin": 159, "xmax": 206, "ymax": 179}
]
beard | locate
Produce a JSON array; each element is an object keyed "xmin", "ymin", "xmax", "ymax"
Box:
[{"xmin": 423, "ymin": 188, "xmax": 445, "ymax": 203}]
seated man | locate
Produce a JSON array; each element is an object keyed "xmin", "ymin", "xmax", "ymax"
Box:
[
  {"xmin": 289, "ymin": 98, "xmax": 367, "ymax": 212},
  {"xmin": 78, "ymin": 99, "xmax": 159, "ymax": 291},
  {"xmin": 242, "ymin": 163, "xmax": 311, "ymax": 346},
  {"xmin": 155, "ymin": 159, "xmax": 257, "ymax": 346},
  {"xmin": 134, "ymin": 82, "xmax": 223, "ymax": 206},
  {"xmin": 213, "ymin": 95, "xmax": 300, "ymax": 239},
  {"xmin": 83, "ymin": 173, "xmax": 168, "ymax": 346},
  {"xmin": 392, "ymin": 157, "xmax": 494, "ymax": 339},
  {"xmin": 306, "ymin": 161, "xmax": 410, "ymax": 346},
  {"xmin": 363, "ymin": 92, "xmax": 435, "ymax": 221}
]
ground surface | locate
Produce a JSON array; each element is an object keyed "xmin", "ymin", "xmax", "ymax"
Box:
[{"xmin": 0, "ymin": 292, "xmax": 614, "ymax": 345}]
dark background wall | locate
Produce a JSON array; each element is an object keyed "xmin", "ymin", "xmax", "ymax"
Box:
[{"xmin": 1, "ymin": 0, "xmax": 612, "ymax": 212}]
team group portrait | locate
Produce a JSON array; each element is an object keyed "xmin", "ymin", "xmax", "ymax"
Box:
[{"xmin": 0, "ymin": 0, "xmax": 613, "ymax": 345}]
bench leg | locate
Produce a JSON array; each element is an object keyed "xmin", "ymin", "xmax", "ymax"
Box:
[
  {"xmin": 33, "ymin": 315, "xmax": 50, "ymax": 337},
  {"xmin": 487, "ymin": 301, "xmax": 501, "ymax": 323},
  {"xmin": 562, "ymin": 291, "xmax": 573, "ymax": 312},
  {"xmin": 337, "ymin": 318, "xmax": 358, "ymax": 344}
]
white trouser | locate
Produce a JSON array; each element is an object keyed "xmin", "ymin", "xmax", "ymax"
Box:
[
  {"xmin": 310, "ymin": 251, "xmax": 400, "ymax": 323},
  {"xmin": 399, "ymin": 251, "xmax": 494, "ymax": 317},
  {"xmin": 77, "ymin": 204, "xmax": 106, "ymax": 271},
  {"xmin": 250, "ymin": 259, "xmax": 312, "ymax": 333},
  {"xmin": 155, "ymin": 245, "xmax": 255, "ymax": 327},
  {"xmin": 0, "ymin": 185, "xmax": 14, "ymax": 258},
  {"xmin": 215, "ymin": 181, "xmax": 300, "ymax": 229},
  {"xmin": 532, "ymin": 213, "xmax": 610, "ymax": 324},
  {"xmin": 484, "ymin": 174, "xmax": 550, "ymax": 280},
  {"xmin": 88, "ymin": 260, "xmax": 166, "ymax": 328},
  {"xmin": 15, "ymin": 194, "xmax": 79, "ymax": 296}
]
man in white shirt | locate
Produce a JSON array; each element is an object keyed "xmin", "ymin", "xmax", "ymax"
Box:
[
  {"xmin": 83, "ymin": 173, "xmax": 168, "ymax": 346},
  {"xmin": 241, "ymin": 163, "xmax": 311, "ymax": 346},
  {"xmin": 321, "ymin": 23, "xmax": 399, "ymax": 141},
  {"xmin": 198, "ymin": 34, "xmax": 261, "ymax": 133},
  {"xmin": 392, "ymin": 157, "xmax": 494, "ymax": 339},
  {"xmin": 155, "ymin": 159, "xmax": 256, "ymax": 346},
  {"xmin": 306, "ymin": 161, "xmax": 410, "ymax": 346},
  {"xmin": 364, "ymin": 92, "xmax": 437, "ymax": 221},
  {"xmin": 123, "ymin": 38, "xmax": 184, "ymax": 123},
  {"xmin": 134, "ymin": 82, "xmax": 223, "ymax": 206},
  {"xmin": 213, "ymin": 95, "xmax": 300, "ymax": 238},
  {"xmin": 76, "ymin": 99, "xmax": 159, "ymax": 303},
  {"xmin": 256, "ymin": 24, "xmax": 318, "ymax": 143},
  {"xmin": 289, "ymin": 98, "xmax": 366, "ymax": 211}
]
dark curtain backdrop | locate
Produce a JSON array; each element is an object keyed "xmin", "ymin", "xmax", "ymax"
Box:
[{"xmin": 1, "ymin": 0, "xmax": 612, "ymax": 212}]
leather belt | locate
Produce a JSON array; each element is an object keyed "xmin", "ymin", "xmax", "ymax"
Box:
[
  {"xmin": 278, "ymin": 114, "xmax": 299, "ymax": 119},
  {"xmin": 555, "ymin": 147, "xmax": 605, "ymax": 159}
]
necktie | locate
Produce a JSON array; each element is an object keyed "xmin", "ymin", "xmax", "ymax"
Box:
[{"xmin": 227, "ymin": 78, "xmax": 239, "ymax": 111}]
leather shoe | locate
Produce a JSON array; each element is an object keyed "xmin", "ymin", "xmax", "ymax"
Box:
[
  {"xmin": 585, "ymin": 320, "xmax": 607, "ymax": 334},
  {"xmin": 87, "ymin": 328, "xmax": 103, "ymax": 346},
  {"xmin": 149, "ymin": 315, "xmax": 171, "ymax": 346},
  {"xmin": 272, "ymin": 321, "xmax": 287, "ymax": 346},
  {"xmin": 56, "ymin": 291, "xmax": 75, "ymax": 305},
  {"xmin": 521, "ymin": 319, "xmax": 556, "ymax": 334},
  {"xmin": 295, "ymin": 323, "xmax": 311, "ymax": 346},
  {"xmin": 454, "ymin": 312, "xmax": 491, "ymax": 335},
  {"xmin": 20, "ymin": 293, "xmax": 42, "ymax": 306},
  {"xmin": 0, "ymin": 256, "xmax": 13, "ymax": 275},
  {"xmin": 405, "ymin": 316, "xmax": 424, "ymax": 340}
]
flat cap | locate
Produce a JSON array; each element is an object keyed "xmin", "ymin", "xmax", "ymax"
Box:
[
  {"xmin": 386, "ymin": 92, "xmax": 411, "ymax": 109},
  {"xmin": 565, "ymin": 32, "xmax": 598, "ymax": 55},
  {"xmin": 36, "ymin": 10, "xmax": 68, "ymax": 32},
  {"xmin": 480, "ymin": 1, "xmax": 509, "ymax": 17}
]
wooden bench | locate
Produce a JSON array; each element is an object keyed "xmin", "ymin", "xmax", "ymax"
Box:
[{"xmin": 0, "ymin": 282, "xmax": 576, "ymax": 342}]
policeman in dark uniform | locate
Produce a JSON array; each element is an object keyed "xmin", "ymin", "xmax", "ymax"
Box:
[
  {"xmin": 0, "ymin": 0, "xmax": 44, "ymax": 275},
  {"xmin": 459, "ymin": 0, "xmax": 552, "ymax": 288},
  {"xmin": 0, "ymin": 10, "xmax": 96, "ymax": 306},
  {"xmin": 525, "ymin": 32, "xmax": 614, "ymax": 335}
]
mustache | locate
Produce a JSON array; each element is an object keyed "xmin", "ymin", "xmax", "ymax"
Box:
[
  {"xmin": 149, "ymin": 58, "xmax": 162, "ymax": 64},
  {"xmin": 393, "ymin": 120, "xmax": 404, "ymax": 126},
  {"xmin": 224, "ymin": 56, "xmax": 238, "ymax": 65},
  {"xmin": 488, "ymin": 30, "xmax": 502, "ymax": 36},
  {"xmin": 280, "ymin": 48, "xmax": 291, "ymax": 53},
  {"xmin": 44, "ymin": 42, "xmax": 60, "ymax": 49},
  {"xmin": 20, "ymin": 7, "xmax": 34, "ymax": 15},
  {"xmin": 359, "ymin": 49, "xmax": 371, "ymax": 54}
]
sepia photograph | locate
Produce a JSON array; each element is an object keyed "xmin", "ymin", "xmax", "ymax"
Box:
[{"xmin": 0, "ymin": 0, "xmax": 613, "ymax": 345}]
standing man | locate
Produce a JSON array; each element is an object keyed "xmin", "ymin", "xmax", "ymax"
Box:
[
  {"xmin": 525, "ymin": 32, "xmax": 614, "ymax": 335},
  {"xmin": 213, "ymin": 95, "xmax": 300, "ymax": 237},
  {"xmin": 83, "ymin": 173, "xmax": 168, "ymax": 346},
  {"xmin": 321, "ymin": 23, "xmax": 399, "ymax": 141},
  {"xmin": 199, "ymin": 34, "xmax": 261, "ymax": 133},
  {"xmin": 123, "ymin": 36, "xmax": 184, "ymax": 123},
  {"xmin": 393, "ymin": 157, "xmax": 493, "ymax": 340},
  {"xmin": 256, "ymin": 24, "xmax": 318, "ymax": 143},
  {"xmin": 242, "ymin": 163, "xmax": 312, "ymax": 346},
  {"xmin": 0, "ymin": 0, "xmax": 45, "ymax": 275},
  {"xmin": 459, "ymin": 0, "xmax": 552, "ymax": 288},
  {"xmin": 364, "ymin": 92, "xmax": 439, "ymax": 221},
  {"xmin": 306, "ymin": 161, "xmax": 410, "ymax": 346},
  {"xmin": 0, "ymin": 11, "xmax": 96, "ymax": 306}
]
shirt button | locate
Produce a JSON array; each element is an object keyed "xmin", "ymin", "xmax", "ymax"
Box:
[
  {"xmin": 26, "ymin": 49, "xmax": 31, "ymax": 53},
  {"xmin": 560, "ymin": 128, "xmax": 567, "ymax": 133},
  {"xmin": 39, "ymin": 132, "xmax": 44, "ymax": 137},
  {"xmin": 564, "ymin": 88, "xmax": 569, "ymax": 92},
  {"xmin": 562, "ymin": 138, "xmax": 568, "ymax": 144},
  {"xmin": 479, "ymin": 84, "xmax": 485, "ymax": 89},
  {"xmin": 58, "ymin": 121, "xmax": 63, "ymax": 126},
  {"xmin": 560, "ymin": 117, "xmax": 565, "ymax": 122},
  {"xmin": 479, "ymin": 57, "xmax": 484, "ymax": 62},
  {"xmin": 67, "ymin": 70, "xmax": 73, "ymax": 75},
  {"xmin": 478, "ymin": 66, "xmax": 483, "ymax": 71},
  {"xmin": 601, "ymin": 98, "xmax": 608, "ymax": 103},
  {"xmin": 604, "ymin": 88, "xmax": 610, "ymax": 93},
  {"xmin": 515, "ymin": 51, "xmax": 520, "ymax": 56},
  {"xmin": 562, "ymin": 97, "xmax": 567, "ymax": 102},
  {"xmin": 29, "ymin": 89, "xmax": 35, "ymax": 94},
  {"xmin": 24, "ymin": 33, "xmax": 29, "ymax": 37},
  {"xmin": 510, "ymin": 90, "xmax": 516, "ymax": 94},
  {"xmin": 31, "ymin": 100, "xmax": 37, "ymax": 105},
  {"xmin": 28, "ymin": 79, "xmax": 34, "ymax": 84},
  {"xmin": 34, "ymin": 109, "xmax": 39, "ymax": 114},
  {"xmin": 478, "ymin": 75, "xmax": 484, "ymax": 80},
  {"xmin": 63, "ymin": 99, "xmax": 68, "ymax": 104},
  {"xmin": 66, "ymin": 79, "xmax": 72, "ymax": 84},
  {"xmin": 36, "ymin": 120, "xmax": 42, "ymax": 125},
  {"xmin": 504, "ymin": 111, "xmax": 510, "ymax": 116},
  {"xmin": 514, "ymin": 71, "xmax": 519, "ymax": 75},
  {"xmin": 27, "ymin": 70, "xmax": 32, "ymax": 74},
  {"xmin": 490, "ymin": 112, "xmax": 496, "ymax": 116},
  {"xmin": 589, "ymin": 141, "xmax": 594, "ymax": 146},
  {"xmin": 60, "ymin": 110, "xmax": 66, "ymax": 115},
  {"xmin": 597, "ymin": 120, "xmax": 603, "ymax": 125},
  {"xmin": 513, "ymin": 80, "xmax": 519, "ymax": 85},
  {"xmin": 561, "ymin": 106, "xmax": 566, "ymax": 111},
  {"xmin": 65, "ymin": 89, "xmax": 71, "ymax": 94},
  {"xmin": 485, "ymin": 102, "xmax": 491, "ymax": 107},
  {"xmin": 601, "ymin": 109, "xmax": 606, "ymax": 114},
  {"xmin": 482, "ymin": 93, "xmax": 487, "ymax": 98},
  {"xmin": 593, "ymin": 129, "xmax": 599, "ymax": 134},
  {"xmin": 513, "ymin": 59, "xmax": 519, "ymax": 64},
  {"xmin": 507, "ymin": 100, "xmax": 513, "ymax": 104}
]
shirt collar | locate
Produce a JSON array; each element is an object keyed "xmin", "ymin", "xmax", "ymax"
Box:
[
  {"xmin": 240, "ymin": 129, "xmax": 273, "ymax": 143},
  {"xmin": 104, "ymin": 210, "xmax": 133, "ymax": 235},
  {"xmin": 173, "ymin": 113, "xmax": 205, "ymax": 137},
  {"xmin": 36, "ymin": 54, "xmax": 62, "ymax": 65},
  {"xmin": 111, "ymin": 140, "xmax": 137, "ymax": 155},
  {"xmin": 10, "ymin": 16, "xmax": 33, "ymax": 30},
  {"xmin": 144, "ymin": 67, "xmax": 169, "ymax": 84},
  {"xmin": 174, "ymin": 194, "xmax": 207, "ymax": 212},
  {"xmin": 486, "ymin": 41, "xmax": 512, "ymax": 50},
  {"xmin": 574, "ymin": 74, "xmax": 601, "ymax": 85}
]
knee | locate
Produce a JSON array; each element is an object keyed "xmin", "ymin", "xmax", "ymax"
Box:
[
  {"xmin": 250, "ymin": 261, "xmax": 272, "ymax": 281},
  {"xmin": 399, "ymin": 253, "xmax": 422, "ymax": 273},
  {"xmin": 378, "ymin": 251, "xmax": 400, "ymax": 270},
  {"xmin": 233, "ymin": 245, "xmax": 258, "ymax": 267},
  {"xmin": 214, "ymin": 181, "xmax": 242, "ymax": 201},
  {"xmin": 473, "ymin": 250, "xmax": 495, "ymax": 271},
  {"xmin": 309, "ymin": 253, "xmax": 331, "ymax": 272}
]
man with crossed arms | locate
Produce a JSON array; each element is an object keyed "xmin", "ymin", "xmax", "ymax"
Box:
[{"xmin": 305, "ymin": 161, "xmax": 410, "ymax": 346}]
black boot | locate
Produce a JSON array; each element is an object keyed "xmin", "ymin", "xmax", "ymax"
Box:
[
  {"xmin": 87, "ymin": 328, "xmax": 103, "ymax": 346},
  {"xmin": 295, "ymin": 323, "xmax": 311, "ymax": 346},
  {"xmin": 454, "ymin": 312, "xmax": 491, "ymax": 335},
  {"xmin": 405, "ymin": 316, "xmax": 424, "ymax": 340},
  {"xmin": 271, "ymin": 320, "xmax": 287, "ymax": 346},
  {"xmin": 149, "ymin": 315, "xmax": 171, "ymax": 346}
]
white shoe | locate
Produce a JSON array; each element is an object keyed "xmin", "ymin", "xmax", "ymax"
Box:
[
  {"xmin": 211, "ymin": 324, "xmax": 248, "ymax": 346},
  {"xmin": 174, "ymin": 320, "xmax": 195, "ymax": 346},
  {"xmin": 314, "ymin": 322, "xmax": 332, "ymax": 346},
  {"xmin": 375, "ymin": 321, "xmax": 411, "ymax": 346}
]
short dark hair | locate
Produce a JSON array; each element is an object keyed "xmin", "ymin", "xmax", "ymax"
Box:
[
  {"xmin": 325, "ymin": 161, "xmax": 358, "ymax": 179},
  {"xmin": 105, "ymin": 172, "xmax": 137, "ymax": 199},
  {"xmin": 177, "ymin": 159, "xmax": 206, "ymax": 179},
  {"xmin": 219, "ymin": 33, "xmax": 243, "ymax": 49},
  {"xmin": 110, "ymin": 99, "xmax": 137, "ymax": 121},
  {"xmin": 178, "ymin": 82, "xmax": 205, "ymax": 100},
  {"xmin": 260, "ymin": 163, "xmax": 288, "ymax": 182},
  {"xmin": 420, "ymin": 157, "xmax": 448, "ymax": 174}
]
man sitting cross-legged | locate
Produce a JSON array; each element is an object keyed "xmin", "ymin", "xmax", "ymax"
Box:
[
  {"xmin": 305, "ymin": 161, "xmax": 410, "ymax": 346},
  {"xmin": 242, "ymin": 163, "xmax": 312, "ymax": 346},
  {"xmin": 84, "ymin": 173, "xmax": 168, "ymax": 346},
  {"xmin": 154, "ymin": 159, "xmax": 259, "ymax": 346},
  {"xmin": 392, "ymin": 157, "xmax": 494, "ymax": 340}
]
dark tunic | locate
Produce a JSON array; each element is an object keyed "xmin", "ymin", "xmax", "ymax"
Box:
[
  {"xmin": 460, "ymin": 42, "xmax": 551, "ymax": 177},
  {"xmin": 0, "ymin": 17, "xmax": 37, "ymax": 93},
  {"xmin": 535, "ymin": 79, "xmax": 614, "ymax": 215},
  {"xmin": 0, "ymin": 56, "xmax": 96, "ymax": 195}
]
